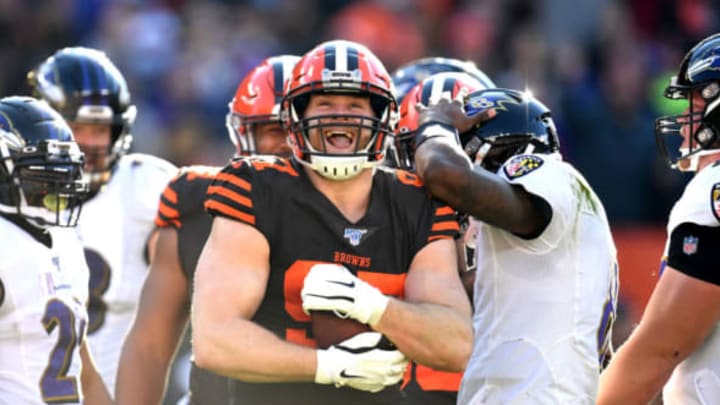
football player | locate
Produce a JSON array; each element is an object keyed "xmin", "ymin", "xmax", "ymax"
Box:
[
  {"xmin": 393, "ymin": 71, "xmax": 488, "ymax": 404},
  {"xmin": 192, "ymin": 39, "xmax": 473, "ymax": 404},
  {"xmin": 0, "ymin": 96, "xmax": 111, "ymax": 404},
  {"xmin": 27, "ymin": 47, "xmax": 178, "ymax": 393},
  {"xmin": 413, "ymin": 88, "xmax": 618, "ymax": 403},
  {"xmin": 598, "ymin": 33, "xmax": 720, "ymax": 404},
  {"xmin": 386, "ymin": 56, "xmax": 496, "ymax": 169},
  {"xmin": 114, "ymin": 54, "xmax": 298, "ymax": 405}
]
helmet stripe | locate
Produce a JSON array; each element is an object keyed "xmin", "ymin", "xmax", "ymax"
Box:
[
  {"xmin": 95, "ymin": 59, "xmax": 108, "ymax": 91},
  {"xmin": 92, "ymin": 59, "xmax": 110, "ymax": 106},
  {"xmin": 432, "ymin": 76, "xmax": 454, "ymax": 101},
  {"xmin": 420, "ymin": 80, "xmax": 432, "ymax": 105},
  {"xmin": 322, "ymin": 43, "xmax": 359, "ymax": 73},
  {"xmin": 347, "ymin": 46, "xmax": 358, "ymax": 72},
  {"xmin": 80, "ymin": 58, "xmax": 92, "ymax": 94},
  {"xmin": 271, "ymin": 60, "xmax": 285, "ymax": 103},
  {"xmin": 443, "ymin": 78, "xmax": 456, "ymax": 94},
  {"xmin": 419, "ymin": 76, "xmax": 457, "ymax": 106},
  {"xmin": 324, "ymin": 45, "xmax": 336, "ymax": 71},
  {"xmin": 334, "ymin": 44, "xmax": 347, "ymax": 71},
  {"xmin": 281, "ymin": 58, "xmax": 295, "ymax": 84}
]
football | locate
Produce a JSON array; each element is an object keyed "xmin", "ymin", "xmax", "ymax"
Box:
[{"xmin": 310, "ymin": 311, "xmax": 371, "ymax": 349}]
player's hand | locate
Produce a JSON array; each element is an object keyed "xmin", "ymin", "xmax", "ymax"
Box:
[
  {"xmin": 315, "ymin": 332, "xmax": 408, "ymax": 393},
  {"xmin": 302, "ymin": 263, "xmax": 389, "ymax": 327},
  {"xmin": 416, "ymin": 96, "xmax": 496, "ymax": 135}
]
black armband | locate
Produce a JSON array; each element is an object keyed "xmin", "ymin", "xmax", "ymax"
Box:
[
  {"xmin": 667, "ymin": 222, "xmax": 720, "ymax": 285},
  {"xmin": 414, "ymin": 122, "xmax": 460, "ymax": 149}
]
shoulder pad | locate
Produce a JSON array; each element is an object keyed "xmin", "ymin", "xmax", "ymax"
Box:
[{"xmin": 122, "ymin": 152, "xmax": 177, "ymax": 174}]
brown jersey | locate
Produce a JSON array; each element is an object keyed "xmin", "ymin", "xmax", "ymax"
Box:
[
  {"xmin": 155, "ymin": 165, "xmax": 237, "ymax": 405},
  {"xmin": 204, "ymin": 156, "xmax": 459, "ymax": 404},
  {"xmin": 156, "ymin": 165, "xmax": 221, "ymax": 284}
]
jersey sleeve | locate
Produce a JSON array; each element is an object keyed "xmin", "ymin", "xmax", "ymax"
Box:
[
  {"xmin": 391, "ymin": 168, "xmax": 460, "ymax": 252},
  {"xmin": 125, "ymin": 153, "xmax": 178, "ymax": 224},
  {"xmin": 428, "ymin": 202, "xmax": 460, "ymax": 242},
  {"xmin": 664, "ymin": 169, "xmax": 720, "ymax": 284},
  {"xmin": 156, "ymin": 175, "xmax": 182, "ymax": 229},
  {"xmin": 497, "ymin": 154, "xmax": 579, "ymax": 253},
  {"xmin": 155, "ymin": 166, "xmax": 220, "ymax": 229},
  {"xmin": 204, "ymin": 159, "xmax": 257, "ymax": 226}
]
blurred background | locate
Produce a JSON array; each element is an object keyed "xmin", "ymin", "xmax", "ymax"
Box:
[{"xmin": 1, "ymin": 0, "xmax": 717, "ymax": 385}]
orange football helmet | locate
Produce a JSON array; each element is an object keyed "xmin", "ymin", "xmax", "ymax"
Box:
[
  {"xmin": 282, "ymin": 40, "xmax": 397, "ymax": 180},
  {"xmin": 395, "ymin": 72, "xmax": 487, "ymax": 169},
  {"xmin": 226, "ymin": 55, "xmax": 300, "ymax": 156}
]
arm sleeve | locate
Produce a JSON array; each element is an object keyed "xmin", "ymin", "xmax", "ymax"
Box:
[
  {"xmin": 130, "ymin": 156, "xmax": 178, "ymax": 225},
  {"xmin": 427, "ymin": 202, "xmax": 460, "ymax": 243},
  {"xmin": 204, "ymin": 160, "xmax": 257, "ymax": 226},
  {"xmin": 498, "ymin": 155, "xmax": 578, "ymax": 253},
  {"xmin": 667, "ymin": 222, "xmax": 720, "ymax": 285},
  {"xmin": 155, "ymin": 174, "xmax": 182, "ymax": 229},
  {"xmin": 155, "ymin": 166, "xmax": 221, "ymax": 229}
]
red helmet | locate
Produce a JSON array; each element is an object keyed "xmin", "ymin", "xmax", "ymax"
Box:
[
  {"xmin": 226, "ymin": 55, "xmax": 299, "ymax": 155},
  {"xmin": 282, "ymin": 40, "xmax": 397, "ymax": 180},
  {"xmin": 395, "ymin": 72, "xmax": 487, "ymax": 169}
]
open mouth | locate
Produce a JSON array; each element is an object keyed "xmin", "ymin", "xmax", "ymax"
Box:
[{"xmin": 325, "ymin": 130, "xmax": 355, "ymax": 149}]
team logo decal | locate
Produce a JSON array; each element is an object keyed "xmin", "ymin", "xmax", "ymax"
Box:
[
  {"xmin": 503, "ymin": 155, "xmax": 544, "ymax": 179},
  {"xmin": 712, "ymin": 183, "xmax": 720, "ymax": 222},
  {"xmin": 683, "ymin": 236, "xmax": 699, "ymax": 255},
  {"xmin": 344, "ymin": 228, "xmax": 368, "ymax": 246}
]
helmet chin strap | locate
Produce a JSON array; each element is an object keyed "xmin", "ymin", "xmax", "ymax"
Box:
[
  {"xmin": 0, "ymin": 201, "xmax": 54, "ymax": 229},
  {"xmin": 303, "ymin": 154, "xmax": 378, "ymax": 180},
  {"xmin": 675, "ymin": 148, "xmax": 718, "ymax": 172},
  {"xmin": 297, "ymin": 123, "xmax": 386, "ymax": 180}
]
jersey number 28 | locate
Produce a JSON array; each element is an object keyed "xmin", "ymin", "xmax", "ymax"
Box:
[{"xmin": 40, "ymin": 298, "xmax": 87, "ymax": 403}]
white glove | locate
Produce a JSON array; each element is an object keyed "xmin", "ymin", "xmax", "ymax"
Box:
[
  {"xmin": 302, "ymin": 263, "xmax": 389, "ymax": 327},
  {"xmin": 315, "ymin": 332, "xmax": 408, "ymax": 393}
]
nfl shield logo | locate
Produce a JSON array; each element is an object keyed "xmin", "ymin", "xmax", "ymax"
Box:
[
  {"xmin": 683, "ymin": 236, "xmax": 699, "ymax": 255},
  {"xmin": 344, "ymin": 228, "xmax": 368, "ymax": 246}
]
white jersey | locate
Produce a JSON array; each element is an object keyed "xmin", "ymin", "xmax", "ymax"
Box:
[
  {"xmin": 0, "ymin": 218, "xmax": 90, "ymax": 404},
  {"xmin": 78, "ymin": 153, "xmax": 176, "ymax": 392},
  {"xmin": 663, "ymin": 162, "xmax": 720, "ymax": 404},
  {"xmin": 458, "ymin": 154, "xmax": 618, "ymax": 405}
]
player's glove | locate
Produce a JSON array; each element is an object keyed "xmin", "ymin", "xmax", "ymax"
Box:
[
  {"xmin": 315, "ymin": 331, "xmax": 408, "ymax": 393},
  {"xmin": 302, "ymin": 263, "xmax": 389, "ymax": 327}
]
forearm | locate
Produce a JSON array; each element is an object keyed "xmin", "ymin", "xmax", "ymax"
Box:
[
  {"xmin": 598, "ymin": 341, "xmax": 676, "ymax": 404},
  {"xmin": 415, "ymin": 139, "xmax": 474, "ymax": 212},
  {"xmin": 599, "ymin": 267, "xmax": 720, "ymax": 403},
  {"xmin": 79, "ymin": 343, "xmax": 113, "ymax": 405},
  {"xmin": 416, "ymin": 140, "xmax": 545, "ymax": 235},
  {"xmin": 81, "ymin": 374, "xmax": 113, "ymax": 405},
  {"xmin": 374, "ymin": 298, "xmax": 472, "ymax": 371},
  {"xmin": 116, "ymin": 338, "xmax": 176, "ymax": 405},
  {"xmin": 192, "ymin": 316, "xmax": 317, "ymax": 382}
]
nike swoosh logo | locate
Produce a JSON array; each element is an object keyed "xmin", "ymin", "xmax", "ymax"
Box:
[
  {"xmin": 328, "ymin": 280, "xmax": 355, "ymax": 288},
  {"xmin": 340, "ymin": 370, "xmax": 363, "ymax": 379},
  {"xmin": 305, "ymin": 293, "xmax": 355, "ymax": 303}
]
